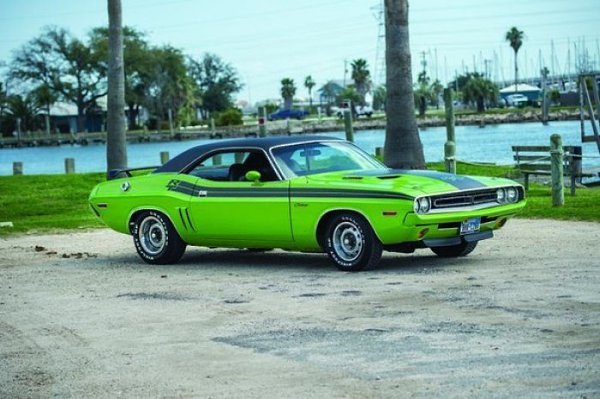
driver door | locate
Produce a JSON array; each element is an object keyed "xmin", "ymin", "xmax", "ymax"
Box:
[{"xmin": 186, "ymin": 149, "xmax": 292, "ymax": 244}]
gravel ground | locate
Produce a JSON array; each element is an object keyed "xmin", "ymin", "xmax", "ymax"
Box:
[{"xmin": 1, "ymin": 218, "xmax": 599, "ymax": 398}]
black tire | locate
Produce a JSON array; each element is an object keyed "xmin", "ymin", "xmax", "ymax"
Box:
[
  {"xmin": 324, "ymin": 213, "xmax": 382, "ymax": 272},
  {"xmin": 132, "ymin": 211, "xmax": 186, "ymax": 264},
  {"xmin": 431, "ymin": 241, "xmax": 478, "ymax": 257}
]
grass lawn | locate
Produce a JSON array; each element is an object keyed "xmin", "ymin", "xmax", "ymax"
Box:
[{"xmin": 0, "ymin": 165, "xmax": 598, "ymax": 236}]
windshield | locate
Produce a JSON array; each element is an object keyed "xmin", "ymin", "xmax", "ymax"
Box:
[{"xmin": 271, "ymin": 141, "xmax": 386, "ymax": 179}]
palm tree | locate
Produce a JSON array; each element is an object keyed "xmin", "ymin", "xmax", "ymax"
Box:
[
  {"xmin": 304, "ymin": 75, "xmax": 315, "ymax": 109},
  {"xmin": 106, "ymin": 0, "xmax": 128, "ymax": 176},
  {"xmin": 280, "ymin": 78, "xmax": 296, "ymax": 110},
  {"xmin": 351, "ymin": 59, "xmax": 371, "ymax": 105},
  {"xmin": 383, "ymin": 0, "xmax": 425, "ymax": 169},
  {"xmin": 505, "ymin": 27, "xmax": 524, "ymax": 92}
]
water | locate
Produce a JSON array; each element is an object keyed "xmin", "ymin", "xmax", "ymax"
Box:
[{"xmin": 1, "ymin": 121, "xmax": 599, "ymax": 175}]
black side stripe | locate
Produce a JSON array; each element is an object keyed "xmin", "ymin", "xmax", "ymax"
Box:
[{"xmin": 166, "ymin": 179, "xmax": 414, "ymax": 200}]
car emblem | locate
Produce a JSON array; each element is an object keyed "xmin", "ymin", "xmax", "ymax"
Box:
[
  {"xmin": 197, "ymin": 190, "xmax": 208, "ymax": 197},
  {"xmin": 121, "ymin": 181, "xmax": 131, "ymax": 192}
]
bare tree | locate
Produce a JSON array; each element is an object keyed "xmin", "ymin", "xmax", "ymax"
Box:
[
  {"xmin": 383, "ymin": 0, "xmax": 425, "ymax": 169},
  {"xmin": 106, "ymin": 0, "xmax": 127, "ymax": 175}
]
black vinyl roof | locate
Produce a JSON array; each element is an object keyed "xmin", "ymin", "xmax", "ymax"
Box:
[{"xmin": 154, "ymin": 135, "xmax": 342, "ymax": 173}]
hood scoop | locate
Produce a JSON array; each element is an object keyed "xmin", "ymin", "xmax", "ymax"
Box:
[
  {"xmin": 377, "ymin": 174, "xmax": 402, "ymax": 180},
  {"xmin": 343, "ymin": 176, "xmax": 363, "ymax": 180}
]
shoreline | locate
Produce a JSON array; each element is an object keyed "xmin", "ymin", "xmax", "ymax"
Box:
[{"xmin": 0, "ymin": 109, "xmax": 590, "ymax": 148}]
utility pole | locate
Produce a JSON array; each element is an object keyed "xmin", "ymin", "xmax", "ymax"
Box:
[{"xmin": 541, "ymin": 66, "xmax": 549, "ymax": 125}]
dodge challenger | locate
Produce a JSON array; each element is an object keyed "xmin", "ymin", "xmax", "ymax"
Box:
[{"xmin": 89, "ymin": 136, "xmax": 526, "ymax": 271}]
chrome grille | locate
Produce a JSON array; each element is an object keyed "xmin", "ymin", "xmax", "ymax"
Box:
[{"xmin": 431, "ymin": 189, "xmax": 498, "ymax": 209}]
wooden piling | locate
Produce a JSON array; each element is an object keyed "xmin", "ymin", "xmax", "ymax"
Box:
[
  {"xmin": 343, "ymin": 108, "xmax": 354, "ymax": 142},
  {"xmin": 13, "ymin": 162, "xmax": 23, "ymax": 175},
  {"xmin": 375, "ymin": 147, "xmax": 383, "ymax": 159},
  {"xmin": 160, "ymin": 151, "xmax": 170, "ymax": 165},
  {"xmin": 550, "ymin": 134, "xmax": 564, "ymax": 207},
  {"xmin": 64, "ymin": 158, "xmax": 75, "ymax": 174},
  {"xmin": 443, "ymin": 88, "xmax": 456, "ymax": 174},
  {"xmin": 258, "ymin": 106, "xmax": 267, "ymax": 138}
]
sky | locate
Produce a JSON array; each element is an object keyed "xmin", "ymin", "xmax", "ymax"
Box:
[{"xmin": 0, "ymin": 0, "xmax": 598, "ymax": 103}]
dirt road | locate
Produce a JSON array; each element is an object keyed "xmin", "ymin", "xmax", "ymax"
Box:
[{"xmin": 1, "ymin": 219, "xmax": 599, "ymax": 398}]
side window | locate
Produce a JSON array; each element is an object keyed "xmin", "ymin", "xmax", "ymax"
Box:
[
  {"xmin": 187, "ymin": 150, "xmax": 279, "ymax": 182},
  {"xmin": 188, "ymin": 151, "xmax": 249, "ymax": 181}
]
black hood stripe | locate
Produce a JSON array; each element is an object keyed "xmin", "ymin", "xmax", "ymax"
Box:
[
  {"xmin": 349, "ymin": 169, "xmax": 486, "ymax": 191},
  {"xmin": 396, "ymin": 170, "xmax": 486, "ymax": 190}
]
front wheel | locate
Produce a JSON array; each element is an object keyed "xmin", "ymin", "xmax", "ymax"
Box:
[
  {"xmin": 324, "ymin": 213, "xmax": 382, "ymax": 272},
  {"xmin": 430, "ymin": 241, "xmax": 478, "ymax": 257},
  {"xmin": 132, "ymin": 211, "xmax": 186, "ymax": 264}
]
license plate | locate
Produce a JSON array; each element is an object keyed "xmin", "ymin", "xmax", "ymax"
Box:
[{"xmin": 460, "ymin": 218, "xmax": 480, "ymax": 235}]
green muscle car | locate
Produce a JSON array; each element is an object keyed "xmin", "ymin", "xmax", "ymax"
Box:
[{"xmin": 89, "ymin": 136, "xmax": 525, "ymax": 271}]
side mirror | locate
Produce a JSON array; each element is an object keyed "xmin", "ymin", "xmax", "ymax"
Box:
[{"xmin": 245, "ymin": 170, "xmax": 261, "ymax": 182}]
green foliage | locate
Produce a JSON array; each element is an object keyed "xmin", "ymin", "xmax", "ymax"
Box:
[
  {"xmin": 188, "ymin": 53, "xmax": 242, "ymax": 117},
  {"xmin": 89, "ymin": 26, "xmax": 153, "ymax": 129},
  {"xmin": 10, "ymin": 26, "xmax": 106, "ymax": 132},
  {"xmin": 351, "ymin": 59, "xmax": 371, "ymax": 105},
  {"xmin": 462, "ymin": 74, "xmax": 499, "ymax": 112},
  {"xmin": 336, "ymin": 86, "xmax": 361, "ymax": 107},
  {"xmin": 505, "ymin": 27, "xmax": 524, "ymax": 54},
  {"xmin": 280, "ymin": 78, "xmax": 296, "ymax": 109},
  {"xmin": 372, "ymin": 85, "xmax": 386, "ymax": 111},
  {"xmin": 215, "ymin": 108, "xmax": 243, "ymax": 127},
  {"xmin": 2, "ymin": 93, "xmax": 43, "ymax": 133},
  {"xmin": 304, "ymin": 75, "xmax": 316, "ymax": 107}
]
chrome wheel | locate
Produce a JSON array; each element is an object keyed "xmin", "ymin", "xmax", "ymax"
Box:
[
  {"xmin": 138, "ymin": 216, "xmax": 166, "ymax": 256},
  {"xmin": 332, "ymin": 221, "xmax": 363, "ymax": 262}
]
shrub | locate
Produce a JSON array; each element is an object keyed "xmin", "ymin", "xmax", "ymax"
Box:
[{"xmin": 216, "ymin": 108, "xmax": 243, "ymax": 127}]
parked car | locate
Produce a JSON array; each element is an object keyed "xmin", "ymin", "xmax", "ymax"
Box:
[
  {"xmin": 268, "ymin": 108, "xmax": 309, "ymax": 121},
  {"xmin": 90, "ymin": 136, "xmax": 526, "ymax": 271},
  {"xmin": 335, "ymin": 102, "xmax": 373, "ymax": 118},
  {"xmin": 505, "ymin": 94, "xmax": 529, "ymax": 107}
]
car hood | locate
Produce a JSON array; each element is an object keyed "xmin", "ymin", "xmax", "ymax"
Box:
[{"xmin": 303, "ymin": 169, "xmax": 516, "ymax": 198}]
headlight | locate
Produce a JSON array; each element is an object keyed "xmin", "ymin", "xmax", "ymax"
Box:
[
  {"xmin": 506, "ymin": 187, "xmax": 517, "ymax": 203},
  {"xmin": 416, "ymin": 197, "xmax": 430, "ymax": 214},
  {"xmin": 419, "ymin": 197, "xmax": 431, "ymax": 213},
  {"xmin": 413, "ymin": 199, "xmax": 420, "ymax": 213},
  {"xmin": 496, "ymin": 188, "xmax": 506, "ymax": 203}
]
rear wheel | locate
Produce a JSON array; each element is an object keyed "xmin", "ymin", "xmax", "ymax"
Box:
[
  {"xmin": 324, "ymin": 213, "xmax": 382, "ymax": 272},
  {"xmin": 431, "ymin": 241, "xmax": 478, "ymax": 257},
  {"xmin": 132, "ymin": 211, "xmax": 186, "ymax": 264}
]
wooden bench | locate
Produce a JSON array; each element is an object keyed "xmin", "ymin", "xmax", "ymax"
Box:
[{"xmin": 512, "ymin": 145, "xmax": 592, "ymax": 195}]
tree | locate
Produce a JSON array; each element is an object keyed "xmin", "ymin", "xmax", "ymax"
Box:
[
  {"xmin": 372, "ymin": 85, "xmax": 386, "ymax": 111},
  {"xmin": 188, "ymin": 53, "xmax": 242, "ymax": 118},
  {"xmin": 414, "ymin": 71, "xmax": 431, "ymax": 117},
  {"xmin": 10, "ymin": 27, "xmax": 106, "ymax": 132},
  {"xmin": 144, "ymin": 46, "xmax": 194, "ymax": 130},
  {"xmin": 4, "ymin": 93, "xmax": 43, "ymax": 133},
  {"xmin": 351, "ymin": 59, "xmax": 371, "ymax": 105},
  {"xmin": 31, "ymin": 84, "xmax": 57, "ymax": 135},
  {"xmin": 280, "ymin": 78, "xmax": 296, "ymax": 110},
  {"xmin": 336, "ymin": 86, "xmax": 361, "ymax": 111},
  {"xmin": 383, "ymin": 0, "xmax": 425, "ymax": 169},
  {"xmin": 0, "ymin": 82, "xmax": 7, "ymax": 135},
  {"xmin": 505, "ymin": 27, "xmax": 524, "ymax": 92},
  {"xmin": 462, "ymin": 75, "xmax": 498, "ymax": 112},
  {"xmin": 319, "ymin": 81, "xmax": 341, "ymax": 116},
  {"xmin": 106, "ymin": 0, "xmax": 128, "ymax": 174},
  {"xmin": 90, "ymin": 26, "xmax": 152, "ymax": 129},
  {"xmin": 304, "ymin": 75, "xmax": 315, "ymax": 109},
  {"xmin": 430, "ymin": 79, "xmax": 443, "ymax": 109}
]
